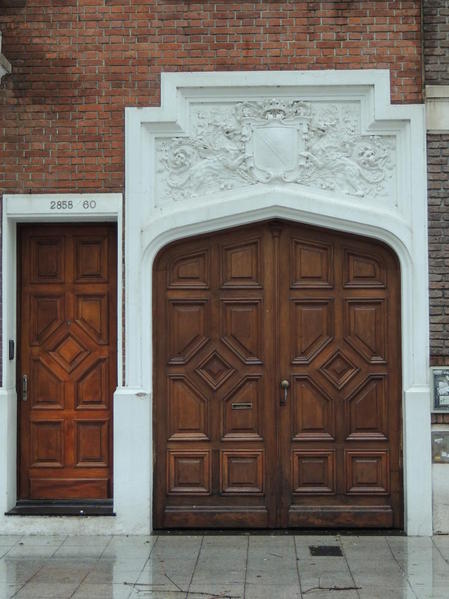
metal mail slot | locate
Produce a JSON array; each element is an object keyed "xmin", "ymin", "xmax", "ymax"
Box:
[{"xmin": 232, "ymin": 402, "xmax": 252, "ymax": 410}]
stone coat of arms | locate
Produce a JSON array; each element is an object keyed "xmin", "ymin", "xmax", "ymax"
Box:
[{"xmin": 156, "ymin": 98, "xmax": 396, "ymax": 204}]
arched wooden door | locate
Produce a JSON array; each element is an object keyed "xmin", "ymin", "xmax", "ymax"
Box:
[{"xmin": 153, "ymin": 221, "xmax": 402, "ymax": 529}]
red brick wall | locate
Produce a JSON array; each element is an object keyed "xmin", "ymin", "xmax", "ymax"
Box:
[
  {"xmin": 428, "ymin": 134, "xmax": 449, "ymax": 364},
  {"xmin": 0, "ymin": 1, "xmax": 423, "ymax": 196},
  {"xmin": 425, "ymin": 0, "xmax": 449, "ymax": 368},
  {"xmin": 424, "ymin": 1, "xmax": 449, "ymax": 423},
  {"xmin": 424, "ymin": 0, "xmax": 449, "ymax": 85}
]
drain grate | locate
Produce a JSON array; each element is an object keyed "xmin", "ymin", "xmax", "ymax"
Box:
[{"xmin": 309, "ymin": 545, "xmax": 343, "ymax": 557}]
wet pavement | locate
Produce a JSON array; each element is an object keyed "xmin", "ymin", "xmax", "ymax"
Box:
[{"xmin": 0, "ymin": 533, "xmax": 448, "ymax": 598}]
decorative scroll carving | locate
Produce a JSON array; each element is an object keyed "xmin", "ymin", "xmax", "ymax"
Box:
[{"xmin": 156, "ymin": 99, "xmax": 396, "ymax": 204}]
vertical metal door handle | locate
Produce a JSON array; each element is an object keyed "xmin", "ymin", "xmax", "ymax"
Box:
[
  {"xmin": 280, "ymin": 379, "xmax": 289, "ymax": 405},
  {"xmin": 22, "ymin": 374, "xmax": 28, "ymax": 402}
]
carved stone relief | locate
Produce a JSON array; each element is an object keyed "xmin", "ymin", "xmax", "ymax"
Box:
[{"xmin": 156, "ymin": 99, "xmax": 396, "ymax": 205}]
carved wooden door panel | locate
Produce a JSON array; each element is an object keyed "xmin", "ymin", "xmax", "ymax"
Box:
[
  {"xmin": 154, "ymin": 225, "xmax": 277, "ymax": 528},
  {"xmin": 18, "ymin": 224, "xmax": 117, "ymax": 500},
  {"xmin": 154, "ymin": 221, "xmax": 402, "ymax": 529},
  {"xmin": 278, "ymin": 224, "xmax": 402, "ymax": 528}
]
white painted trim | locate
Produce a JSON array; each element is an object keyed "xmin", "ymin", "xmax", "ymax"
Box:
[
  {"xmin": 426, "ymin": 85, "xmax": 449, "ymax": 98},
  {"xmin": 431, "ymin": 424, "xmax": 449, "ymax": 534},
  {"xmin": 0, "ymin": 193, "xmax": 132, "ymax": 535},
  {"xmin": 126, "ymin": 70, "xmax": 432, "ymax": 535},
  {"xmin": 0, "ymin": 31, "xmax": 11, "ymax": 80},
  {"xmin": 426, "ymin": 85, "xmax": 449, "ymax": 133},
  {"xmin": 0, "ymin": 54, "xmax": 11, "ymax": 80}
]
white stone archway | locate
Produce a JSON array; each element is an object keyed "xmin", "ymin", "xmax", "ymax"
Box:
[{"xmin": 121, "ymin": 70, "xmax": 432, "ymax": 535}]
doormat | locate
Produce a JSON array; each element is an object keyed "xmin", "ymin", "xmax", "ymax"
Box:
[{"xmin": 309, "ymin": 545, "xmax": 343, "ymax": 556}]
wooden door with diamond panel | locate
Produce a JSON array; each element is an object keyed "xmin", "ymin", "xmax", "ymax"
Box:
[
  {"xmin": 18, "ymin": 224, "xmax": 116, "ymax": 500},
  {"xmin": 154, "ymin": 224, "xmax": 277, "ymax": 528},
  {"xmin": 278, "ymin": 223, "xmax": 402, "ymax": 528},
  {"xmin": 154, "ymin": 221, "xmax": 402, "ymax": 529}
]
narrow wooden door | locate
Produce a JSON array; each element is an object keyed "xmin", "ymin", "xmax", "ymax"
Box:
[
  {"xmin": 278, "ymin": 224, "xmax": 402, "ymax": 528},
  {"xmin": 153, "ymin": 221, "xmax": 402, "ymax": 529},
  {"xmin": 154, "ymin": 225, "xmax": 277, "ymax": 528},
  {"xmin": 18, "ymin": 224, "xmax": 117, "ymax": 500}
]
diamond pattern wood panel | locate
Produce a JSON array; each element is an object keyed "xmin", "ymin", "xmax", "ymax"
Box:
[
  {"xmin": 19, "ymin": 224, "xmax": 117, "ymax": 500},
  {"xmin": 154, "ymin": 221, "xmax": 402, "ymax": 530}
]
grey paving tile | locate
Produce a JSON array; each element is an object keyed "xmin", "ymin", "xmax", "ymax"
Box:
[
  {"xmin": 0, "ymin": 583, "xmax": 23, "ymax": 599},
  {"xmin": 387, "ymin": 540, "xmax": 449, "ymax": 590},
  {"xmin": 411, "ymin": 582, "xmax": 449, "ymax": 599},
  {"xmin": 351, "ymin": 571, "xmax": 410, "ymax": 588},
  {"xmin": 388, "ymin": 538, "xmax": 439, "ymax": 566},
  {"xmin": 13, "ymin": 581, "xmax": 80, "ymax": 598},
  {"xmin": 0, "ymin": 559, "xmax": 45, "ymax": 584},
  {"xmin": 101, "ymin": 536, "xmax": 156, "ymax": 558},
  {"xmin": 52, "ymin": 545, "xmax": 108, "ymax": 559},
  {"xmin": 358, "ymin": 586, "xmax": 418, "ymax": 599},
  {"xmin": 152, "ymin": 535, "xmax": 202, "ymax": 557},
  {"xmin": 128, "ymin": 591, "xmax": 185, "ymax": 599},
  {"xmin": 82, "ymin": 556, "xmax": 147, "ymax": 586},
  {"xmin": 415, "ymin": 586, "xmax": 449, "ymax": 599},
  {"xmin": 347, "ymin": 552, "xmax": 405, "ymax": 576},
  {"xmin": 0, "ymin": 536, "xmax": 24, "ymax": 545},
  {"xmin": 342, "ymin": 535, "xmax": 392, "ymax": 560},
  {"xmin": 190, "ymin": 570, "xmax": 245, "ymax": 586},
  {"xmin": 14, "ymin": 536, "xmax": 67, "ymax": 547},
  {"xmin": 137, "ymin": 564, "xmax": 191, "ymax": 592},
  {"xmin": 404, "ymin": 570, "xmax": 449, "ymax": 589},
  {"xmin": 297, "ymin": 556, "xmax": 354, "ymax": 593},
  {"xmin": 245, "ymin": 583, "xmax": 302, "ymax": 599},
  {"xmin": 88, "ymin": 557, "xmax": 148, "ymax": 571},
  {"xmin": 72, "ymin": 582, "xmax": 134, "ymax": 598},
  {"xmin": 246, "ymin": 535, "xmax": 299, "ymax": 587},
  {"xmin": 46, "ymin": 558, "xmax": 97, "ymax": 568},
  {"xmin": 5, "ymin": 544, "xmax": 61, "ymax": 558},
  {"xmin": 190, "ymin": 536, "xmax": 246, "ymax": 586},
  {"xmin": 388, "ymin": 536, "xmax": 434, "ymax": 552},
  {"xmin": 60, "ymin": 535, "xmax": 111, "ymax": 546},
  {"xmin": 135, "ymin": 536, "xmax": 201, "ymax": 592},
  {"xmin": 432, "ymin": 535, "xmax": 449, "ymax": 561},
  {"xmin": 30, "ymin": 562, "xmax": 93, "ymax": 585},
  {"xmin": 84, "ymin": 568, "xmax": 144, "ymax": 585},
  {"xmin": 198, "ymin": 535, "xmax": 247, "ymax": 555},
  {"xmin": 0, "ymin": 534, "xmax": 446, "ymax": 599},
  {"xmin": 188, "ymin": 582, "xmax": 244, "ymax": 598},
  {"xmin": 302, "ymin": 592, "xmax": 358, "ymax": 599}
]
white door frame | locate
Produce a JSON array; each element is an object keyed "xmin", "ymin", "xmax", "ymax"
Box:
[{"xmin": 0, "ymin": 194, "xmax": 127, "ymax": 534}]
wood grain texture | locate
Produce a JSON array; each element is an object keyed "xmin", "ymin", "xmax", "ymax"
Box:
[
  {"xmin": 18, "ymin": 224, "xmax": 117, "ymax": 500},
  {"xmin": 153, "ymin": 221, "xmax": 402, "ymax": 529}
]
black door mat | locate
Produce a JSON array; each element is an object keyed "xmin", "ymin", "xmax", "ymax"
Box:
[{"xmin": 6, "ymin": 499, "xmax": 114, "ymax": 516}]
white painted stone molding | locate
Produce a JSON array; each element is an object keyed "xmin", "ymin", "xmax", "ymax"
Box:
[
  {"xmin": 426, "ymin": 85, "xmax": 449, "ymax": 133},
  {"xmin": 126, "ymin": 70, "xmax": 432, "ymax": 535},
  {"xmin": 127, "ymin": 70, "xmax": 425, "ymax": 225},
  {"xmin": 157, "ymin": 98, "xmax": 396, "ymax": 203},
  {"xmin": 0, "ymin": 32, "xmax": 12, "ymax": 80},
  {"xmin": 0, "ymin": 194, "xmax": 126, "ymax": 535}
]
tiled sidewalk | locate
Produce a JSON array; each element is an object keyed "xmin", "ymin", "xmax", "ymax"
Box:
[{"xmin": 0, "ymin": 533, "xmax": 448, "ymax": 598}]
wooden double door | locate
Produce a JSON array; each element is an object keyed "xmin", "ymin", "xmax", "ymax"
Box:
[
  {"xmin": 18, "ymin": 224, "xmax": 116, "ymax": 501},
  {"xmin": 154, "ymin": 220, "xmax": 403, "ymax": 529}
]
